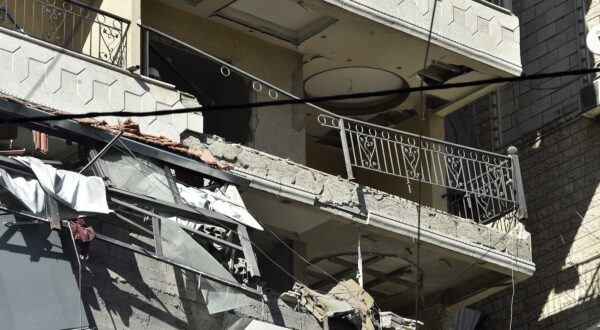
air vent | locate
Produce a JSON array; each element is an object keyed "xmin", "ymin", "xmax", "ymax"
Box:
[
  {"xmin": 580, "ymin": 79, "xmax": 600, "ymax": 118},
  {"xmin": 417, "ymin": 61, "xmax": 472, "ymax": 86}
]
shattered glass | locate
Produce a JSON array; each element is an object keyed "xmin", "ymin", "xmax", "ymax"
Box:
[
  {"xmin": 199, "ymin": 277, "xmax": 257, "ymax": 315},
  {"xmin": 159, "ymin": 219, "xmax": 255, "ymax": 314},
  {"xmin": 102, "ymin": 150, "xmax": 175, "ymax": 203}
]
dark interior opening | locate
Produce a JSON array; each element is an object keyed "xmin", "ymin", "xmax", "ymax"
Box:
[{"xmin": 148, "ymin": 35, "xmax": 252, "ymax": 144}]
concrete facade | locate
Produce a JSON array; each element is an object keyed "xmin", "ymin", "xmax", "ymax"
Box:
[
  {"xmin": 464, "ymin": 0, "xmax": 600, "ymax": 328},
  {"xmin": 142, "ymin": 0, "xmax": 307, "ymax": 164},
  {"xmin": 322, "ymin": 0, "xmax": 522, "ymax": 75},
  {"xmin": 0, "ymin": 29, "xmax": 203, "ymax": 142},
  {"xmin": 0, "ymin": 0, "xmax": 537, "ymax": 328}
]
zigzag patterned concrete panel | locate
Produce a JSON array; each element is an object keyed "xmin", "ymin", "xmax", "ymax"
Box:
[
  {"xmin": 0, "ymin": 29, "xmax": 202, "ymax": 141},
  {"xmin": 323, "ymin": 0, "xmax": 521, "ymax": 75}
]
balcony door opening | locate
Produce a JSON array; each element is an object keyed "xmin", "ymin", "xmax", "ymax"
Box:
[{"xmin": 146, "ymin": 34, "xmax": 252, "ymax": 145}]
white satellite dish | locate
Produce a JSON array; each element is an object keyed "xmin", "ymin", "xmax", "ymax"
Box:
[{"xmin": 587, "ymin": 25, "xmax": 600, "ymax": 55}]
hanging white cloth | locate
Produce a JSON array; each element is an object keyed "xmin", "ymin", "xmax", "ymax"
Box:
[
  {"xmin": 1, "ymin": 157, "xmax": 111, "ymax": 214},
  {"xmin": 0, "ymin": 168, "xmax": 45, "ymax": 213},
  {"xmin": 177, "ymin": 183, "xmax": 263, "ymax": 231}
]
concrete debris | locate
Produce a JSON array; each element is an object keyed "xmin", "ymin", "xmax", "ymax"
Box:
[
  {"xmin": 227, "ymin": 257, "xmax": 252, "ymax": 276},
  {"xmin": 280, "ymin": 279, "xmax": 377, "ymax": 330},
  {"xmin": 0, "ymin": 90, "xmax": 228, "ymax": 170}
]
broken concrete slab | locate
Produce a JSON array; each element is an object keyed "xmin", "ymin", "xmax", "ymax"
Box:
[{"xmin": 186, "ymin": 135, "xmax": 533, "ymax": 262}]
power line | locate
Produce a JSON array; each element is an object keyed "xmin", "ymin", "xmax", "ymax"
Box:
[
  {"xmin": 2, "ymin": 67, "xmax": 600, "ymax": 125},
  {"xmin": 425, "ymin": 211, "xmax": 519, "ymax": 310},
  {"xmin": 414, "ymin": 0, "xmax": 439, "ymax": 325}
]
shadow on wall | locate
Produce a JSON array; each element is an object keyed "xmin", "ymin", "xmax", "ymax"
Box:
[
  {"xmin": 78, "ymin": 223, "xmax": 217, "ymax": 329},
  {"xmin": 476, "ymin": 0, "xmax": 600, "ymax": 328}
]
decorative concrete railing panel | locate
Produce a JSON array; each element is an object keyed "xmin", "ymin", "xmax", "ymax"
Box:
[
  {"xmin": 323, "ymin": 0, "xmax": 521, "ymax": 75},
  {"xmin": 0, "ymin": 28, "xmax": 203, "ymax": 141}
]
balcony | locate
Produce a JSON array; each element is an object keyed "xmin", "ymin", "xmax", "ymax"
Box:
[
  {"xmin": 0, "ymin": 2, "xmax": 532, "ymax": 323},
  {"xmin": 0, "ymin": 2, "xmax": 203, "ymax": 142},
  {"xmin": 315, "ymin": 0, "xmax": 520, "ymax": 75},
  {"xmin": 0, "ymin": 0, "xmax": 130, "ymax": 68},
  {"xmin": 140, "ymin": 24, "xmax": 526, "ymax": 225},
  {"xmin": 136, "ymin": 29, "xmax": 533, "ymax": 316}
]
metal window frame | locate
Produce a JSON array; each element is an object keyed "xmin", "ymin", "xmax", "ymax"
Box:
[{"xmin": 0, "ymin": 139, "xmax": 262, "ymax": 297}]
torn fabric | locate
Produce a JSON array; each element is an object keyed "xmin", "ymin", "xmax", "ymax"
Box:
[
  {"xmin": 0, "ymin": 157, "xmax": 111, "ymax": 214},
  {"xmin": 178, "ymin": 183, "xmax": 263, "ymax": 231},
  {"xmin": 0, "ymin": 168, "xmax": 45, "ymax": 213}
]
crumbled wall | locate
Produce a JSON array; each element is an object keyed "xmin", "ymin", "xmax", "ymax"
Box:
[
  {"xmin": 471, "ymin": 0, "xmax": 600, "ymax": 328},
  {"xmin": 183, "ymin": 134, "xmax": 532, "ymax": 261}
]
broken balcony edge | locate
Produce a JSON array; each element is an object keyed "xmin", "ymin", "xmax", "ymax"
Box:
[{"xmin": 185, "ymin": 135, "xmax": 534, "ymax": 274}]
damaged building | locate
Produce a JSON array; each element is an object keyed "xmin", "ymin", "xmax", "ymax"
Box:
[{"xmin": 0, "ymin": 0, "xmax": 531, "ymax": 329}]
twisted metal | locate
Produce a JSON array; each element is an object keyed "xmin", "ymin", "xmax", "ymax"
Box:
[{"xmin": 0, "ymin": 0, "xmax": 129, "ymax": 67}]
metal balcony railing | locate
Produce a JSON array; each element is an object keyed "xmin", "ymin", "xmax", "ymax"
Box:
[
  {"xmin": 139, "ymin": 24, "xmax": 526, "ymax": 224},
  {"xmin": 319, "ymin": 115, "xmax": 526, "ymax": 223},
  {"xmin": 0, "ymin": 0, "xmax": 129, "ymax": 68}
]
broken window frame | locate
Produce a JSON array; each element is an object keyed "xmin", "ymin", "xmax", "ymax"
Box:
[
  {"xmin": 0, "ymin": 120, "xmax": 263, "ymax": 297},
  {"xmin": 100, "ymin": 164, "xmax": 263, "ymax": 279}
]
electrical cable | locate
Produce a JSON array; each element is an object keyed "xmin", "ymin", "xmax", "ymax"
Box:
[
  {"xmin": 2, "ymin": 67, "xmax": 600, "ymax": 125},
  {"xmin": 425, "ymin": 210, "xmax": 519, "ymax": 308},
  {"xmin": 414, "ymin": 0, "xmax": 439, "ymax": 326},
  {"xmin": 519, "ymin": 76, "xmax": 580, "ymax": 91},
  {"xmin": 67, "ymin": 221, "xmax": 84, "ymax": 330},
  {"xmin": 509, "ymin": 249, "xmax": 515, "ymax": 330},
  {"xmin": 253, "ymin": 216, "xmax": 342, "ymax": 285}
]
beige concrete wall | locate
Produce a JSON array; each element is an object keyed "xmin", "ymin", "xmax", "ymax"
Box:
[
  {"xmin": 320, "ymin": 0, "xmax": 522, "ymax": 76},
  {"xmin": 5, "ymin": 0, "xmax": 138, "ymax": 69},
  {"xmin": 141, "ymin": 0, "xmax": 306, "ymax": 164},
  {"xmin": 86, "ymin": 0, "xmax": 141, "ymax": 67}
]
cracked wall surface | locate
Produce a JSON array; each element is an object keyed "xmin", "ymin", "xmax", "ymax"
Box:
[
  {"xmin": 0, "ymin": 29, "xmax": 203, "ymax": 142},
  {"xmin": 184, "ymin": 135, "xmax": 532, "ymax": 262}
]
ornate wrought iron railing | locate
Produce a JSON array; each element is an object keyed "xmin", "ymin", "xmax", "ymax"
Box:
[
  {"xmin": 139, "ymin": 24, "xmax": 526, "ymax": 224},
  {"xmin": 0, "ymin": 0, "xmax": 129, "ymax": 68},
  {"xmin": 319, "ymin": 114, "xmax": 526, "ymax": 223}
]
